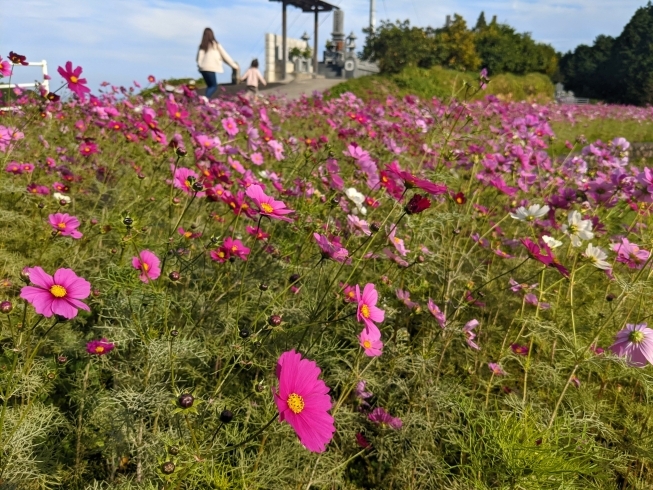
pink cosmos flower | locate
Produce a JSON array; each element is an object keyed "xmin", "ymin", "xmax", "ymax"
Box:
[
  {"xmin": 79, "ymin": 141, "xmax": 99, "ymax": 156},
  {"xmin": 250, "ymin": 152, "xmax": 264, "ymax": 165},
  {"xmin": 5, "ymin": 162, "xmax": 22, "ymax": 174},
  {"xmin": 359, "ymin": 327, "xmax": 383, "ymax": 357},
  {"xmin": 273, "ymin": 350, "xmax": 336, "ymax": 453},
  {"xmin": 313, "ymin": 233, "xmax": 350, "ymax": 263},
  {"xmin": 132, "ymin": 250, "xmax": 161, "ymax": 283},
  {"xmin": 510, "ymin": 343, "xmax": 529, "ymax": 356},
  {"xmin": 27, "ymin": 183, "xmax": 50, "ymax": 195},
  {"xmin": 245, "ymin": 184, "xmax": 294, "ymax": 222},
  {"xmin": 427, "ymin": 298, "xmax": 446, "ymax": 328},
  {"xmin": 246, "ymin": 226, "xmax": 270, "ymax": 240},
  {"xmin": 210, "ymin": 248, "xmax": 229, "ymax": 263},
  {"xmin": 356, "ymin": 283, "xmax": 385, "ymax": 333},
  {"xmin": 368, "ymin": 407, "xmax": 402, "ymax": 429},
  {"xmin": 396, "ymin": 289, "xmax": 419, "ymax": 310},
  {"xmin": 610, "ymin": 323, "xmax": 653, "ymax": 367},
  {"xmin": 223, "ymin": 237, "xmax": 250, "ymax": 261},
  {"xmin": 86, "ymin": 338, "xmax": 115, "ymax": 355},
  {"xmin": 488, "ymin": 363, "xmax": 507, "ymax": 376},
  {"xmin": 612, "ymin": 238, "xmax": 650, "ymax": 269},
  {"xmin": 0, "ymin": 57, "xmax": 11, "ymax": 77},
  {"xmin": 463, "ymin": 319, "xmax": 480, "ymax": 350},
  {"xmin": 172, "ymin": 166, "xmax": 204, "ymax": 196},
  {"xmin": 57, "ymin": 61, "xmax": 91, "ymax": 100},
  {"xmin": 347, "ymin": 215, "xmax": 372, "ymax": 236},
  {"xmin": 341, "ymin": 283, "xmax": 357, "ymax": 303},
  {"xmin": 177, "ymin": 227, "xmax": 202, "ymax": 239},
  {"xmin": 20, "ymin": 266, "xmax": 91, "ymax": 319},
  {"xmin": 388, "ymin": 226, "xmax": 409, "ymax": 256},
  {"xmin": 222, "ymin": 117, "xmax": 239, "ymax": 137},
  {"xmin": 49, "ymin": 213, "xmax": 83, "ymax": 239}
]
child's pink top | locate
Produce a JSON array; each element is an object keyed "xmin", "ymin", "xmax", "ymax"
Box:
[{"xmin": 241, "ymin": 68, "xmax": 266, "ymax": 88}]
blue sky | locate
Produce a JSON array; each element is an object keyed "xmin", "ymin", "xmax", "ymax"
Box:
[{"xmin": 0, "ymin": 0, "xmax": 646, "ymax": 91}]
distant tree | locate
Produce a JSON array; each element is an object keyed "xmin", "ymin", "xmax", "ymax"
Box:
[
  {"xmin": 606, "ymin": 2, "xmax": 653, "ymax": 105},
  {"xmin": 559, "ymin": 35, "xmax": 614, "ymax": 98},
  {"xmin": 435, "ymin": 14, "xmax": 481, "ymax": 71},
  {"xmin": 474, "ymin": 12, "xmax": 487, "ymax": 31}
]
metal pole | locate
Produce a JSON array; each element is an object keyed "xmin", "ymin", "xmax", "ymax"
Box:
[
  {"xmin": 282, "ymin": 1, "xmax": 287, "ymax": 80},
  {"xmin": 313, "ymin": 9, "xmax": 318, "ymax": 76},
  {"xmin": 370, "ymin": 0, "xmax": 376, "ymax": 34}
]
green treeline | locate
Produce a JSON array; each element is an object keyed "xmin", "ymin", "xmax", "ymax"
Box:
[
  {"xmin": 361, "ymin": 13, "xmax": 558, "ymax": 78},
  {"xmin": 559, "ymin": 2, "xmax": 653, "ymax": 106}
]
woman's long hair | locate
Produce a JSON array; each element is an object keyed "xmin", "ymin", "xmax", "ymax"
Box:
[{"xmin": 200, "ymin": 28, "xmax": 217, "ymax": 50}]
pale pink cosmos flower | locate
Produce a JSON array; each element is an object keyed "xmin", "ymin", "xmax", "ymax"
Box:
[
  {"xmin": 610, "ymin": 323, "xmax": 653, "ymax": 367},
  {"xmin": 273, "ymin": 350, "xmax": 335, "ymax": 453},
  {"xmin": 245, "ymin": 184, "xmax": 294, "ymax": 222},
  {"xmin": 132, "ymin": 250, "xmax": 161, "ymax": 283},
  {"xmin": 387, "ymin": 226, "xmax": 409, "ymax": 256},
  {"xmin": 463, "ymin": 319, "xmax": 480, "ymax": 350},
  {"xmin": 427, "ymin": 298, "xmax": 446, "ymax": 328},
  {"xmin": 20, "ymin": 266, "xmax": 91, "ymax": 319},
  {"xmin": 250, "ymin": 152, "xmax": 264, "ymax": 165},
  {"xmin": 49, "ymin": 213, "xmax": 83, "ymax": 239},
  {"xmin": 396, "ymin": 289, "xmax": 419, "ymax": 310},
  {"xmin": 488, "ymin": 363, "xmax": 507, "ymax": 376},
  {"xmin": 347, "ymin": 214, "xmax": 372, "ymax": 236},
  {"xmin": 222, "ymin": 117, "xmax": 239, "ymax": 137},
  {"xmin": 359, "ymin": 327, "xmax": 383, "ymax": 357},
  {"xmin": 356, "ymin": 283, "xmax": 385, "ymax": 334},
  {"xmin": 611, "ymin": 238, "xmax": 650, "ymax": 269},
  {"xmin": 313, "ymin": 233, "xmax": 350, "ymax": 263}
]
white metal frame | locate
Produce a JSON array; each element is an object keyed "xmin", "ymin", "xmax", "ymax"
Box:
[{"xmin": 0, "ymin": 60, "xmax": 50, "ymax": 93}]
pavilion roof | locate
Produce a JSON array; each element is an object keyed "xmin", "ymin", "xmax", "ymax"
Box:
[{"xmin": 269, "ymin": 0, "xmax": 338, "ymax": 12}]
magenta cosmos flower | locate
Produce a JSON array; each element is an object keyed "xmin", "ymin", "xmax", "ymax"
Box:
[
  {"xmin": 313, "ymin": 233, "xmax": 350, "ymax": 263},
  {"xmin": 245, "ymin": 184, "xmax": 294, "ymax": 222},
  {"xmin": 57, "ymin": 61, "xmax": 91, "ymax": 100},
  {"xmin": 610, "ymin": 323, "xmax": 653, "ymax": 367},
  {"xmin": 20, "ymin": 266, "xmax": 91, "ymax": 319},
  {"xmin": 49, "ymin": 213, "xmax": 83, "ymax": 239},
  {"xmin": 86, "ymin": 338, "xmax": 115, "ymax": 355},
  {"xmin": 273, "ymin": 350, "xmax": 336, "ymax": 453},
  {"xmin": 132, "ymin": 250, "xmax": 161, "ymax": 283},
  {"xmin": 358, "ymin": 327, "xmax": 383, "ymax": 357},
  {"xmin": 356, "ymin": 283, "xmax": 385, "ymax": 334},
  {"xmin": 368, "ymin": 407, "xmax": 402, "ymax": 429}
]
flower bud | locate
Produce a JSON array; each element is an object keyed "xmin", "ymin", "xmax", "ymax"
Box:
[
  {"xmin": 161, "ymin": 461, "xmax": 176, "ymax": 475},
  {"xmin": 404, "ymin": 194, "xmax": 431, "ymax": 215},
  {"xmin": 57, "ymin": 354, "xmax": 68, "ymax": 364},
  {"xmin": 192, "ymin": 181, "xmax": 204, "ymax": 192},
  {"xmin": 169, "ymin": 271, "xmax": 180, "ymax": 281},
  {"xmin": 59, "ymin": 199, "xmax": 68, "ymax": 206},
  {"xmin": 123, "ymin": 217, "xmax": 133, "ymax": 227},
  {"xmin": 239, "ymin": 327, "xmax": 250, "ymax": 339},
  {"xmin": 268, "ymin": 315, "xmax": 282, "ymax": 327},
  {"xmin": 20, "ymin": 269, "xmax": 31, "ymax": 283},
  {"xmin": 370, "ymin": 222, "xmax": 380, "ymax": 233},
  {"xmin": 92, "ymin": 288, "xmax": 101, "ymax": 297},
  {"xmin": 178, "ymin": 393, "xmax": 194, "ymax": 408},
  {"xmin": 289, "ymin": 274, "xmax": 300, "ymax": 284},
  {"xmin": 170, "ymin": 330, "xmax": 179, "ymax": 337},
  {"xmin": 176, "ymin": 147, "xmax": 187, "ymax": 157},
  {"xmin": 38, "ymin": 202, "xmax": 45, "ymax": 209},
  {"xmin": 258, "ymin": 283, "xmax": 268, "ymax": 291},
  {"xmin": 0, "ymin": 301, "xmax": 12, "ymax": 314},
  {"xmin": 168, "ymin": 445, "xmax": 179, "ymax": 455},
  {"xmin": 220, "ymin": 409, "xmax": 234, "ymax": 423},
  {"xmin": 90, "ymin": 218, "xmax": 99, "ymax": 225}
]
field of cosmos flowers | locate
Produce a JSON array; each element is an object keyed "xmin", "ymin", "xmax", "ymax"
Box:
[{"xmin": 1, "ymin": 51, "xmax": 653, "ymax": 489}]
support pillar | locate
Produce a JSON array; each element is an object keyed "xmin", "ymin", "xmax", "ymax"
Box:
[
  {"xmin": 313, "ymin": 9, "xmax": 319, "ymax": 76},
  {"xmin": 282, "ymin": 1, "xmax": 288, "ymax": 80}
]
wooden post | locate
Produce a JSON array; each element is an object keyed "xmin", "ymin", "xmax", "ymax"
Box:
[
  {"xmin": 313, "ymin": 8, "xmax": 318, "ymax": 76},
  {"xmin": 282, "ymin": 1, "xmax": 288, "ymax": 80}
]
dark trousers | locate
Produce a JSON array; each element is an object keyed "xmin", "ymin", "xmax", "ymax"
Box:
[{"xmin": 200, "ymin": 71, "xmax": 218, "ymax": 99}]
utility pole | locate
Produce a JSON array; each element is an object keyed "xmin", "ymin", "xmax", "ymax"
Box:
[{"xmin": 369, "ymin": 0, "xmax": 376, "ymax": 34}]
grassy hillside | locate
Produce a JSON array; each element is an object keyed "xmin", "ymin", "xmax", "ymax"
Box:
[{"xmin": 328, "ymin": 66, "xmax": 554, "ymax": 103}]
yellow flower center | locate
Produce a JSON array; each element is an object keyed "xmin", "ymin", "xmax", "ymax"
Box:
[
  {"xmin": 287, "ymin": 393, "xmax": 305, "ymax": 414},
  {"xmin": 231, "ymin": 245, "xmax": 238, "ymax": 252},
  {"xmin": 175, "ymin": 111, "xmax": 181, "ymax": 118},
  {"xmin": 629, "ymin": 330, "xmax": 645, "ymax": 344},
  {"xmin": 57, "ymin": 222, "xmax": 66, "ymax": 229},
  {"xmin": 261, "ymin": 203, "xmax": 274, "ymax": 214},
  {"xmin": 142, "ymin": 263, "xmax": 150, "ymax": 272},
  {"xmin": 50, "ymin": 284, "xmax": 67, "ymax": 298},
  {"xmin": 363, "ymin": 340, "xmax": 372, "ymax": 349},
  {"xmin": 184, "ymin": 231, "xmax": 192, "ymax": 238},
  {"xmin": 95, "ymin": 346, "xmax": 105, "ymax": 353},
  {"xmin": 70, "ymin": 75, "xmax": 78, "ymax": 83},
  {"xmin": 361, "ymin": 304, "xmax": 370, "ymax": 318}
]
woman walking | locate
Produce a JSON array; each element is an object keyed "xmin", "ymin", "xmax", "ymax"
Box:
[{"xmin": 196, "ymin": 27, "xmax": 239, "ymax": 100}]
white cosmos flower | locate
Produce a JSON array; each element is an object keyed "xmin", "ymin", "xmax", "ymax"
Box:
[
  {"xmin": 542, "ymin": 235, "xmax": 563, "ymax": 249},
  {"xmin": 583, "ymin": 243, "xmax": 611, "ymax": 270},
  {"xmin": 53, "ymin": 192, "xmax": 71, "ymax": 204},
  {"xmin": 345, "ymin": 187, "xmax": 367, "ymax": 215},
  {"xmin": 562, "ymin": 210, "xmax": 594, "ymax": 247},
  {"xmin": 510, "ymin": 204, "xmax": 550, "ymax": 222}
]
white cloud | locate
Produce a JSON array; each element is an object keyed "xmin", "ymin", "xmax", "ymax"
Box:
[{"xmin": 0, "ymin": 0, "xmax": 647, "ymax": 91}]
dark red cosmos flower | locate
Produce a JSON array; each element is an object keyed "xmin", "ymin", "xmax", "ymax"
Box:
[
  {"xmin": 452, "ymin": 192, "xmax": 467, "ymax": 205},
  {"xmin": 8, "ymin": 51, "xmax": 28, "ymax": 65},
  {"xmin": 45, "ymin": 92, "xmax": 60, "ymax": 102},
  {"xmin": 405, "ymin": 194, "xmax": 431, "ymax": 215}
]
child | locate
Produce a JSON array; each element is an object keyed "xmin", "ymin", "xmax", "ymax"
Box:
[{"xmin": 241, "ymin": 59, "xmax": 266, "ymax": 100}]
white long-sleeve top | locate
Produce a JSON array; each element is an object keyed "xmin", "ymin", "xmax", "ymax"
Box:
[
  {"xmin": 241, "ymin": 67, "xmax": 266, "ymax": 88},
  {"xmin": 197, "ymin": 41, "xmax": 238, "ymax": 73}
]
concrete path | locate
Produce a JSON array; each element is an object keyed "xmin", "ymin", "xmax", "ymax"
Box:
[{"xmin": 259, "ymin": 77, "xmax": 345, "ymax": 100}]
